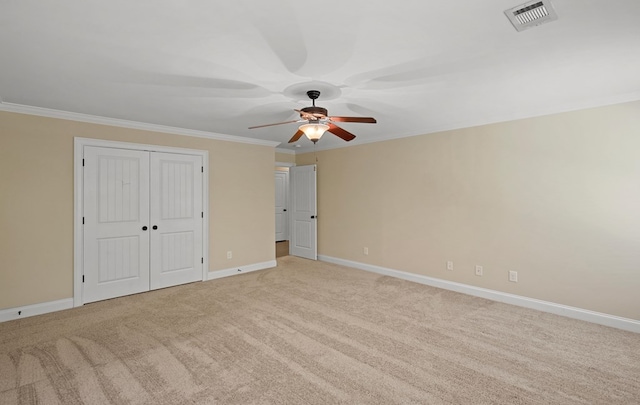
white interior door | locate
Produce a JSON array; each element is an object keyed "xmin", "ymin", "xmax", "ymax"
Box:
[
  {"xmin": 290, "ymin": 165, "xmax": 317, "ymax": 260},
  {"xmin": 149, "ymin": 152, "xmax": 203, "ymax": 290},
  {"xmin": 275, "ymin": 170, "xmax": 288, "ymax": 242},
  {"xmin": 83, "ymin": 146, "xmax": 150, "ymax": 303}
]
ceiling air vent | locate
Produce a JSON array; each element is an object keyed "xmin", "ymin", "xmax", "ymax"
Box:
[{"xmin": 504, "ymin": 0, "xmax": 558, "ymax": 32}]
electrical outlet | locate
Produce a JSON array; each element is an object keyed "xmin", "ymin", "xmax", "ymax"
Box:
[
  {"xmin": 363, "ymin": 247, "xmax": 369, "ymax": 255},
  {"xmin": 509, "ymin": 271, "xmax": 518, "ymax": 282},
  {"xmin": 227, "ymin": 251, "xmax": 232, "ymax": 259},
  {"xmin": 446, "ymin": 261, "xmax": 454, "ymax": 271},
  {"xmin": 475, "ymin": 265, "xmax": 483, "ymax": 276}
]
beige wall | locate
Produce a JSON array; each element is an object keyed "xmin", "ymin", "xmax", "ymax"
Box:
[
  {"xmin": 297, "ymin": 101, "xmax": 640, "ymax": 320},
  {"xmin": 0, "ymin": 111, "xmax": 275, "ymax": 310},
  {"xmin": 275, "ymin": 151, "xmax": 296, "ymax": 165}
]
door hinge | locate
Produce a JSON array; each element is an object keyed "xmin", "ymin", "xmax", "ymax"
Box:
[
  {"xmin": 201, "ymin": 257, "xmax": 204, "ymax": 264},
  {"xmin": 201, "ymin": 212, "xmax": 204, "ymax": 218},
  {"xmin": 82, "ymin": 275, "xmax": 85, "ymax": 283},
  {"xmin": 201, "ymin": 166, "xmax": 204, "ymax": 173},
  {"xmin": 82, "ymin": 159, "xmax": 85, "ymax": 166},
  {"xmin": 82, "ymin": 217, "xmax": 85, "ymax": 225}
]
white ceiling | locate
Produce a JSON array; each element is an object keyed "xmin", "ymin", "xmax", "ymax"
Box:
[{"xmin": 1, "ymin": 1, "xmax": 639, "ymax": 153}]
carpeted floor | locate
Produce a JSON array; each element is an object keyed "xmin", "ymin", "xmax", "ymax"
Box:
[{"xmin": 1, "ymin": 256, "xmax": 639, "ymax": 404}]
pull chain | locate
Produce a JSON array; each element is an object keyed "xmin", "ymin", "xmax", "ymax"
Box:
[{"xmin": 314, "ymin": 141, "xmax": 318, "ymax": 163}]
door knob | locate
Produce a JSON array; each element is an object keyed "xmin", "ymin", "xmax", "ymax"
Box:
[
  {"xmin": 142, "ymin": 226, "xmax": 148, "ymax": 231},
  {"xmin": 311, "ymin": 215, "xmax": 316, "ymax": 219},
  {"xmin": 152, "ymin": 225, "xmax": 158, "ymax": 230},
  {"xmin": 283, "ymin": 209, "xmax": 287, "ymax": 212}
]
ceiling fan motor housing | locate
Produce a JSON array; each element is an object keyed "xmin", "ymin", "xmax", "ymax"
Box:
[{"xmin": 301, "ymin": 106, "xmax": 328, "ymax": 118}]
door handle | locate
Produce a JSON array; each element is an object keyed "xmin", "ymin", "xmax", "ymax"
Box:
[
  {"xmin": 311, "ymin": 215, "xmax": 316, "ymax": 219},
  {"xmin": 152, "ymin": 225, "xmax": 158, "ymax": 230},
  {"xmin": 283, "ymin": 209, "xmax": 287, "ymax": 212},
  {"xmin": 142, "ymin": 226, "xmax": 148, "ymax": 231}
]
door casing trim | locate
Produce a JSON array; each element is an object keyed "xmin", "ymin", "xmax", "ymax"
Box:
[{"xmin": 74, "ymin": 137, "xmax": 209, "ymax": 307}]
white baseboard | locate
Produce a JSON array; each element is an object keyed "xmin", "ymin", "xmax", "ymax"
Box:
[
  {"xmin": 318, "ymin": 255, "xmax": 640, "ymax": 334},
  {"xmin": 0, "ymin": 261, "xmax": 277, "ymax": 324},
  {"xmin": 208, "ymin": 260, "xmax": 277, "ymax": 281},
  {"xmin": 0, "ymin": 298, "xmax": 74, "ymax": 323},
  {"xmin": 5, "ymin": 259, "xmax": 637, "ymax": 333}
]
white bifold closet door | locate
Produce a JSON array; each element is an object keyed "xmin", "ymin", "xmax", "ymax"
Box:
[
  {"xmin": 149, "ymin": 152, "xmax": 203, "ymax": 290},
  {"xmin": 83, "ymin": 146, "xmax": 203, "ymax": 303}
]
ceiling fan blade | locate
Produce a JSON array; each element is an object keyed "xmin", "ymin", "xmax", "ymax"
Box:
[
  {"xmin": 294, "ymin": 109, "xmax": 311, "ymax": 119},
  {"xmin": 248, "ymin": 120, "xmax": 299, "ymax": 129},
  {"xmin": 288, "ymin": 129, "xmax": 305, "ymax": 143},
  {"xmin": 327, "ymin": 124, "xmax": 356, "ymax": 142},
  {"xmin": 329, "ymin": 116, "xmax": 377, "ymax": 124}
]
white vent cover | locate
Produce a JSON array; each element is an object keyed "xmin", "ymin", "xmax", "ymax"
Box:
[{"xmin": 504, "ymin": 0, "xmax": 558, "ymax": 32}]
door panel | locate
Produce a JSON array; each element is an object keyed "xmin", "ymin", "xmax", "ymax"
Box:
[
  {"xmin": 149, "ymin": 153, "xmax": 203, "ymax": 290},
  {"xmin": 83, "ymin": 147, "xmax": 150, "ymax": 303},
  {"xmin": 98, "ymin": 236, "xmax": 140, "ymax": 282},
  {"xmin": 290, "ymin": 165, "xmax": 317, "ymax": 260},
  {"xmin": 160, "ymin": 231, "xmax": 194, "ymax": 273}
]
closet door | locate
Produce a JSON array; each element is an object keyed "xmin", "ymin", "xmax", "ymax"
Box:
[
  {"xmin": 149, "ymin": 152, "xmax": 203, "ymax": 290},
  {"xmin": 83, "ymin": 147, "xmax": 150, "ymax": 303}
]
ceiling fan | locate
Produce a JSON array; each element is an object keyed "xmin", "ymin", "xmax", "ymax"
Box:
[{"xmin": 248, "ymin": 90, "xmax": 377, "ymax": 143}]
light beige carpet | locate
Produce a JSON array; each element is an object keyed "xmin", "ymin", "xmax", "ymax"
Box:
[{"xmin": 1, "ymin": 256, "xmax": 639, "ymax": 404}]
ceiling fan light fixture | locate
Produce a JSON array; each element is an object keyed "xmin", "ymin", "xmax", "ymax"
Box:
[{"xmin": 299, "ymin": 123, "xmax": 329, "ymax": 143}]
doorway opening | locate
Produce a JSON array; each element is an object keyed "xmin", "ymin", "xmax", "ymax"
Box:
[
  {"xmin": 275, "ymin": 166, "xmax": 290, "ymax": 257},
  {"xmin": 74, "ymin": 137, "xmax": 209, "ymax": 307},
  {"xmin": 275, "ymin": 161, "xmax": 317, "ymax": 260}
]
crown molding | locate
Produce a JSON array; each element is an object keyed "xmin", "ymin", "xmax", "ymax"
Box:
[
  {"xmin": 0, "ymin": 102, "xmax": 281, "ymax": 148},
  {"xmin": 4, "ymin": 91, "xmax": 638, "ymax": 155}
]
